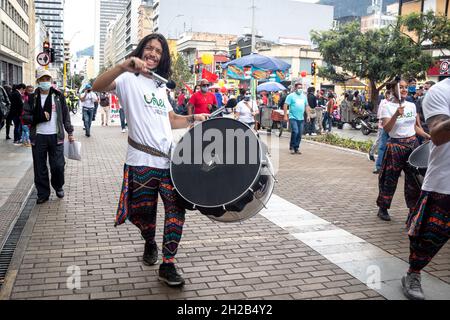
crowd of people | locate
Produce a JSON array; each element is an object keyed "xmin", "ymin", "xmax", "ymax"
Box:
[{"xmin": 1, "ymin": 31, "xmax": 448, "ymax": 300}]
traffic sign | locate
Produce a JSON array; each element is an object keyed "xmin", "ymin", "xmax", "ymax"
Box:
[{"xmin": 37, "ymin": 52, "xmax": 50, "ymax": 66}]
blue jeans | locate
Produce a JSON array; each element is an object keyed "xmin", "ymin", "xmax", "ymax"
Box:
[
  {"xmin": 83, "ymin": 108, "xmax": 94, "ymax": 136},
  {"xmin": 21, "ymin": 125, "xmax": 30, "ymax": 143},
  {"xmin": 289, "ymin": 119, "xmax": 304, "ymax": 152},
  {"xmin": 375, "ymin": 128, "xmax": 389, "ymax": 170},
  {"xmin": 323, "ymin": 112, "xmax": 332, "ymax": 132},
  {"xmin": 119, "ymin": 108, "xmax": 127, "ymax": 130}
]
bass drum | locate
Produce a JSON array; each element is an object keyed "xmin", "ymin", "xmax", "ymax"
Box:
[
  {"xmin": 408, "ymin": 141, "xmax": 431, "ymax": 187},
  {"xmin": 170, "ymin": 118, "xmax": 275, "ymax": 223}
]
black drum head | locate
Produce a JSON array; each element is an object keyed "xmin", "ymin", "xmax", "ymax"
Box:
[{"xmin": 171, "ymin": 118, "xmax": 262, "ymax": 207}]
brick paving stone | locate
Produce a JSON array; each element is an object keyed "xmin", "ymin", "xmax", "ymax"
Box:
[
  {"xmin": 339, "ymin": 292, "xmax": 367, "ymax": 300},
  {"xmin": 3, "ymin": 127, "xmax": 408, "ymax": 301}
]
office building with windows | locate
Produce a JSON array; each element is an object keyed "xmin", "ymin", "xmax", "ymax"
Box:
[
  {"xmin": 34, "ymin": 0, "xmax": 65, "ymax": 68},
  {"xmin": 0, "ymin": 0, "xmax": 31, "ymax": 85}
]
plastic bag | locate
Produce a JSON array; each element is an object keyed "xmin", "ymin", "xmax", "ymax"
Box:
[{"xmin": 64, "ymin": 140, "xmax": 82, "ymax": 161}]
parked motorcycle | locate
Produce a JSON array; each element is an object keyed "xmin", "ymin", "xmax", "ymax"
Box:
[{"xmin": 358, "ymin": 111, "xmax": 378, "ymax": 135}]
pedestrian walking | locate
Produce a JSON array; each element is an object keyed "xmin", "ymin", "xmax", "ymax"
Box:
[
  {"xmin": 22, "ymin": 69, "xmax": 75, "ymax": 204},
  {"xmin": 0, "ymin": 85, "xmax": 11, "ymax": 132},
  {"xmin": 316, "ymin": 90, "xmax": 326, "ymax": 134},
  {"xmin": 9, "ymin": 84, "xmax": 25, "ymax": 144},
  {"xmin": 187, "ymin": 79, "xmax": 217, "ymax": 115},
  {"xmin": 283, "ymin": 81, "xmax": 310, "ymax": 154},
  {"xmin": 99, "ymin": 92, "xmax": 111, "ymax": 126},
  {"xmin": 402, "ymin": 77, "xmax": 450, "ymax": 300},
  {"xmin": 324, "ymin": 92, "xmax": 335, "ymax": 133},
  {"xmin": 376, "ymin": 79, "xmax": 430, "ymax": 222},
  {"xmin": 306, "ymin": 87, "xmax": 317, "ymax": 135},
  {"xmin": 369, "ymin": 87, "xmax": 392, "ymax": 174},
  {"xmin": 235, "ymin": 90, "xmax": 259, "ymax": 128},
  {"xmin": 80, "ymin": 84, "xmax": 98, "ymax": 137},
  {"xmin": 118, "ymin": 102, "xmax": 127, "ymax": 133},
  {"xmin": 92, "ymin": 33, "xmax": 209, "ymax": 287}
]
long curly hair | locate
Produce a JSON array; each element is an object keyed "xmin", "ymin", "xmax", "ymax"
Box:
[{"xmin": 128, "ymin": 33, "xmax": 172, "ymax": 80}]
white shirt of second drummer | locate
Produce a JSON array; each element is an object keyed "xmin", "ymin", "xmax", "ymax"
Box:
[
  {"xmin": 115, "ymin": 72, "xmax": 173, "ymax": 169},
  {"xmin": 380, "ymin": 100, "xmax": 417, "ymax": 138}
]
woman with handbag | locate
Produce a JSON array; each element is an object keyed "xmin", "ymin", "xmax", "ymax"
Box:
[{"xmin": 306, "ymin": 87, "xmax": 318, "ymax": 135}]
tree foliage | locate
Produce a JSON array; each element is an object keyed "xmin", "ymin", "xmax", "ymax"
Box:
[
  {"xmin": 310, "ymin": 11, "xmax": 450, "ymax": 106},
  {"xmin": 171, "ymin": 53, "xmax": 193, "ymax": 90}
]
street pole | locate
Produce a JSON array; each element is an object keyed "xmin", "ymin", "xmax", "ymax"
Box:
[
  {"xmin": 251, "ymin": 0, "xmax": 256, "ymax": 54},
  {"xmin": 63, "ymin": 61, "xmax": 67, "ymax": 93}
]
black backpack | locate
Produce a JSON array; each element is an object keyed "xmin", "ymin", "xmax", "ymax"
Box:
[{"xmin": 0, "ymin": 86, "xmax": 11, "ymax": 118}]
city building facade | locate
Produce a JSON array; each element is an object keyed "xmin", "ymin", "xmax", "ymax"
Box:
[
  {"xmin": 0, "ymin": 0, "xmax": 31, "ymax": 85},
  {"xmin": 34, "ymin": 0, "xmax": 65, "ymax": 68},
  {"xmin": 94, "ymin": 0, "xmax": 128, "ymax": 74}
]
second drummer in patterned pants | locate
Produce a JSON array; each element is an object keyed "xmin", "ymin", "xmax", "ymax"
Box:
[
  {"xmin": 401, "ymin": 78, "xmax": 450, "ymax": 300},
  {"xmin": 93, "ymin": 33, "xmax": 208, "ymax": 287},
  {"xmin": 376, "ymin": 78, "xmax": 430, "ymax": 222}
]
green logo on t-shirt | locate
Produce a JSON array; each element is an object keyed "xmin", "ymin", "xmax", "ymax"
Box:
[{"xmin": 144, "ymin": 93, "xmax": 166, "ymax": 110}]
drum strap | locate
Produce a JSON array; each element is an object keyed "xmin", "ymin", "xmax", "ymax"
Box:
[{"xmin": 128, "ymin": 137, "xmax": 171, "ymax": 160}]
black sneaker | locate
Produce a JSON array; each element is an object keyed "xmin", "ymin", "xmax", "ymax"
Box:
[
  {"xmin": 368, "ymin": 153, "xmax": 375, "ymax": 161},
  {"xmin": 36, "ymin": 197, "xmax": 49, "ymax": 205},
  {"xmin": 373, "ymin": 168, "xmax": 380, "ymax": 174},
  {"xmin": 143, "ymin": 241, "xmax": 158, "ymax": 266},
  {"xmin": 56, "ymin": 189, "xmax": 64, "ymax": 199},
  {"xmin": 377, "ymin": 208, "xmax": 391, "ymax": 221},
  {"xmin": 158, "ymin": 263, "xmax": 185, "ymax": 287}
]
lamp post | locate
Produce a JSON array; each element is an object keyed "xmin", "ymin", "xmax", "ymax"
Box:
[{"xmin": 166, "ymin": 14, "xmax": 184, "ymax": 39}]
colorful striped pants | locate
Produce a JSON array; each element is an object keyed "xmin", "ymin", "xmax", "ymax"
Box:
[
  {"xmin": 407, "ymin": 191, "xmax": 450, "ymax": 273},
  {"xmin": 376, "ymin": 136, "xmax": 421, "ymax": 210},
  {"xmin": 115, "ymin": 165, "xmax": 186, "ymax": 264}
]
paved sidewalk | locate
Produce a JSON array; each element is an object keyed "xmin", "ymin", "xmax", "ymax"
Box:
[
  {"xmin": 0, "ymin": 137, "xmax": 33, "ymax": 248},
  {"xmin": 0, "ymin": 124, "xmax": 448, "ymax": 300}
]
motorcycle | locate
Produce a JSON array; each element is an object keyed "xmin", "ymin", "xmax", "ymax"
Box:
[{"xmin": 358, "ymin": 110, "xmax": 378, "ymax": 135}]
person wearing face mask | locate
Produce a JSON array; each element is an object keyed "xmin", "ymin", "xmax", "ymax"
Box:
[
  {"xmin": 376, "ymin": 78, "xmax": 430, "ymax": 222},
  {"xmin": 80, "ymin": 84, "xmax": 99, "ymax": 137},
  {"xmin": 235, "ymin": 91, "xmax": 259, "ymax": 128},
  {"xmin": 283, "ymin": 81, "xmax": 310, "ymax": 154},
  {"xmin": 22, "ymin": 69, "xmax": 75, "ymax": 205},
  {"xmin": 187, "ymin": 79, "xmax": 217, "ymax": 115}
]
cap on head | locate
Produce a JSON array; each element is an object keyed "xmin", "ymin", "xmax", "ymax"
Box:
[
  {"xmin": 199, "ymin": 79, "xmax": 210, "ymax": 86},
  {"xmin": 36, "ymin": 68, "xmax": 52, "ymax": 81},
  {"xmin": 85, "ymin": 84, "xmax": 92, "ymax": 90}
]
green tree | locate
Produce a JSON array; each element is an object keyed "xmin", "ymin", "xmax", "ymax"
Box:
[
  {"xmin": 171, "ymin": 53, "xmax": 193, "ymax": 91},
  {"xmin": 311, "ymin": 11, "xmax": 450, "ymax": 109}
]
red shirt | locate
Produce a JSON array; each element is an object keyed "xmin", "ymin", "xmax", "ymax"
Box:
[
  {"xmin": 188, "ymin": 91, "xmax": 217, "ymax": 114},
  {"xmin": 177, "ymin": 93, "xmax": 185, "ymax": 106}
]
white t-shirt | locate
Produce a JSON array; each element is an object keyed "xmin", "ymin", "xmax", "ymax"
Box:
[
  {"xmin": 36, "ymin": 94, "xmax": 57, "ymax": 135},
  {"xmin": 235, "ymin": 100, "xmax": 258, "ymax": 124},
  {"xmin": 82, "ymin": 92, "xmax": 97, "ymax": 108},
  {"xmin": 115, "ymin": 72, "xmax": 173, "ymax": 169},
  {"xmin": 380, "ymin": 100, "xmax": 417, "ymax": 138},
  {"xmin": 421, "ymin": 78, "xmax": 450, "ymax": 195}
]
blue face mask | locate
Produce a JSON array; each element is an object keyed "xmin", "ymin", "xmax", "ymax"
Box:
[
  {"xmin": 39, "ymin": 82, "xmax": 52, "ymax": 91},
  {"xmin": 408, "ymin": 86, "xmax": 416, "ymax": 94}
]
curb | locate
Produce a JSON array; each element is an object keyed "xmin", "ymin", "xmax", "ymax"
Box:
[{"xmin": 303, "ymin": 138, "xmax": 369, "ymax": 157}]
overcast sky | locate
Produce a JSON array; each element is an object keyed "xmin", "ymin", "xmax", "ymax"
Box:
[{"xmin": 64, "ymin": 0, "xmax": 319, "ymax": 55}]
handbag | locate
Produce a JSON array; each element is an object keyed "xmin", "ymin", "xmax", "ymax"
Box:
[
  {"xmin": 309, "ymin": 108, "xmax": 317, "ymax": 119},
  {"xmin": 64, "ymin": 140, "xmax": 82, "ymax": 161}
]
